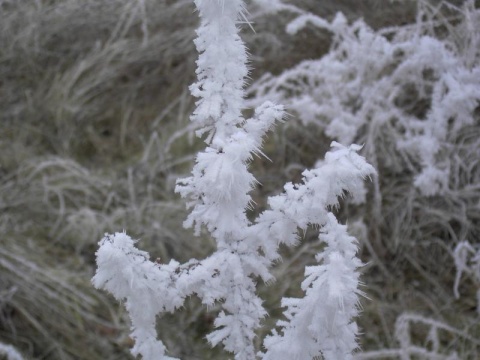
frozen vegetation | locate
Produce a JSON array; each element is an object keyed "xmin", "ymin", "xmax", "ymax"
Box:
[
  {"xmin": 94, "ymin": 1, "xmax": 374, "ymax": 358},
  {"xmin": 1, "ymin": 0, "xmax": 479, "ymax": 359}
]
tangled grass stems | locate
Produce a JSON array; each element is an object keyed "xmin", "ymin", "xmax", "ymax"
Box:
[
  {"xmin": 0, "ymin": 238, "xmax": 127, "ymax": 359},
  {"xmin": 0, "ymin": 0, "xmax": 203, "ymax": 356}
]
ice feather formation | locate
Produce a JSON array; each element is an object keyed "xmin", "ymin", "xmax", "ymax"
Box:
[{"xmin": 93, "ymin": 1, "xmax": 375, "ymax": 359}]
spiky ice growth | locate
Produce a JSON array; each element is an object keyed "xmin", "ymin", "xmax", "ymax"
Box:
[
  {"xmin": 93, "ymin": 0, "xmax": 375, "ymax": 359},
  {"xmin": 262, "ymin": 215, "xmax": 363, "ymax": 360},
  {"xmin": 189, "ymin": 0, "xmax": 250, "ymax": 143},
  {"xmin": 176, "ymin": 1, "xmax": 285, "ymax": 358}
]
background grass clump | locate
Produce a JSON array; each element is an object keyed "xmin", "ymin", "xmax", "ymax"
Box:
[{"xmin": 1, "ymin": 0, "xmax": 479, "ymax": 359}]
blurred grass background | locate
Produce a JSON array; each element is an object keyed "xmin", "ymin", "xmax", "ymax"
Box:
[{"xmin": 1, "ymin": 0, "xmax": 479, "ymax": 359}]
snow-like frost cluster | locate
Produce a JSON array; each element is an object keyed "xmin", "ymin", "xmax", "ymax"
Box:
[
  {"xmin": 93, "ymin": 1, "xmax": 375, "ymax": 359},
  {"xmin": 262, "ymin": 214, "xmax": 364, "ymax": 360},
  {"xmin": 248, "ymin": 3, "xmax": 480, "ymax": 197},
  {"xmin": 453, "ymin": 241, "xmax": 480, "ymax": 313},
  {"xmin": 0, "ymin": 342, "xmax": 23, "ymax": 360}
]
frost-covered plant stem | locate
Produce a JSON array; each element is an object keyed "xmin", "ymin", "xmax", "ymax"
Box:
[
  {"xmin": 93, "ymin": 1, "xmax": 375, "ymax": 359},
  {"xmin": 453, "ymin": 241, "xmax": 480, "ymax": 313},
  {"xmin": 257, "ymin": 144, "xmax": 374, "ymax": 359},
  {"xmin": 95, "ymin": 1, "xmax": 284, "ymax": 358},
  {"xmin": 175, "ymin": 1, "xmax": 283, "ymax": 358}
]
